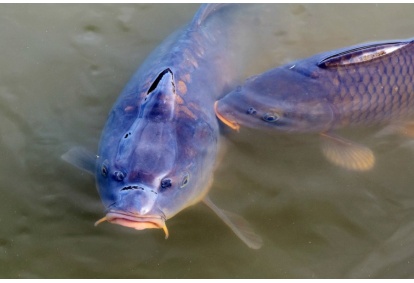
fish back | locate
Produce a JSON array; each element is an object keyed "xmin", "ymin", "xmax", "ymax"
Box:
[{"xmin": 317, "ymin": 38, "xmax": 414, "ymax": 128}]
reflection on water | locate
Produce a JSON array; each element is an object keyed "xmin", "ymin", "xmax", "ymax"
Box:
[{"xmin": 1, "ymin": 4, "xmax": 414, "ymax": 278}]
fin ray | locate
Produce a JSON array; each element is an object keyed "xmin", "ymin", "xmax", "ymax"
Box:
[
  {"xmin": 320, "ymin": 133, "xmax": 375, "ymax": 171},
  {"xmin": 203, "ymin": 196, "xmax": 263, "ymax": 249},
  {"xmin": 61, "ymin": 146, "xmax": 96, "ymax": 175}
]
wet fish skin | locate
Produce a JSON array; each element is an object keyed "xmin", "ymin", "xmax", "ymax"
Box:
[
  {"xmin": 215, "ymin": 38, "xmax": 414, "ymax": 171},
  {"xmin": 96, "ymin": 5, "xmax": 230, "ymax": 226},
  {"xmin": 215, "ymin": 38, "xmax": 414, "ymax": 133},
  {"xmin": 62, "ymin": 4, "xmax": 263, "ymax": 248}
]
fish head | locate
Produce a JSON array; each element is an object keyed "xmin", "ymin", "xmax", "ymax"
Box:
[
  {"xmin": 215, "ymin": 67, "xmax": 334, "ymax": 133},
  {"xmin": 95, "ymin": 68, "xmax": 216, "ymax": 237}
]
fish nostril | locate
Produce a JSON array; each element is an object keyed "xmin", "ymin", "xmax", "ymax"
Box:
[
  {"xmin": 113, "ymin": 171, "xmax": 126, "ymax": 181},
  {"xmin": 246, "ymin": 107, "xmax": 257, "ymax": 115},
  {"xmin": 161, "ymin": 178, "xmax": 172, "ymax": 189}
]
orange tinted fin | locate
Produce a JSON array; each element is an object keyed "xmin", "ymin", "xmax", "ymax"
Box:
[
  {"xmin": 375, "ymin": 121, "xmax": 414, "ymax": 138},
  {"xmin": 393, "ymin": 122, "xmax": 414, "ymax": 138},
  {"xmin": 392, "ymin": 122, "xmax": 414, "ymax": 137},
  {"xmin": 320, "ymin": 133, "xmax": 375, "ymax": 171},
  {"xmin": 203, "ymin": 196, "xmax": 263, "ymax": 249}
]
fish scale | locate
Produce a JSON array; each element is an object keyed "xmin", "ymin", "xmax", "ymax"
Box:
[{"xmin": 319, "ymin": 43, "xmax": 414, "ymax": 126}]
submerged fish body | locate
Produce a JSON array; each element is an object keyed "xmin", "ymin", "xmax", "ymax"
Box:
[
  {"xmin": 215, "ymin": 38, "xmax": 414, "ymax": 171},
  {"xmin": 64, "ymin": 4, "xmax": 262, "ymax": 249}
]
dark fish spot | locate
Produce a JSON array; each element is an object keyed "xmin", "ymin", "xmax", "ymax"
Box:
[
  {"xmin": 124, "ymin": 132, "xmax": 131, "ymax": 139},
  {"xmin": 262, "ymin": 113, "xmax": 279, "ymax": 123},
  {"xmin": 246, "ymin": 107, "xmax": 257, "ymax": 115}
]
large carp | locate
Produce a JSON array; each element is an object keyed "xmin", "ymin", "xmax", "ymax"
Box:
[
  {"xmin": 215, "ymin": 38, "xmax": 414, "ymax": 171},
  {"xmin": 63, "ymin": 4, "xmax": 263, "ymax": 249}
]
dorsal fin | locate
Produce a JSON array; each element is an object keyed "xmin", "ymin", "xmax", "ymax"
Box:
[
  {"xmin": 190, "ymin": 4, "xmax": 232, "ymax": 29},
  {"xmin": 318, "ymin": 40, "xmax": 411, "ymax": 68},
  {"xmin": 147, "ymin": 68, "xmax": 173, "ymax": 94}
]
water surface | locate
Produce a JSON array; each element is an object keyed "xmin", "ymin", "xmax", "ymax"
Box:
[{"xmin": 1, "ymin": 4, "xmax": 414, "ymax": 278}]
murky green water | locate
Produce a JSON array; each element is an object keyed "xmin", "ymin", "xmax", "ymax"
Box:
[{"xmin": 1, "ymin": 4, "xmax": 414, "ymax": 278}]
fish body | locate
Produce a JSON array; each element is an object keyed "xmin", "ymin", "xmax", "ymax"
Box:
[
  {"xmin": 63, "ymin": 4, "xmax": 262, "ymax": 248},
  {"xmin": 215, "ymin": 38, "xmax": 414, "ymax": 171}
]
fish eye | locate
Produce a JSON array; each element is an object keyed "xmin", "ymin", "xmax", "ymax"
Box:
[
  {"xmin": 180, "ymin": 173, "xmax": 190, "ymax": 188},
  {"xmin": 161, "ymin": 178, "xmax": 172, "ymax": 189},
  {"xmin": 262, "ymin": 112, "xmax": 280, "ymax": 123},
  {"xmin": 101, "ymin": 162, "xmax": 109, "ymax": 177},
  {"xmin": 246, "ymin": 107, "xmax": 257, "ymax": 115}
]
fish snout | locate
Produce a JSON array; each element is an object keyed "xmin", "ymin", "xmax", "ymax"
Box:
[
  {"xmin": 214, "ymin": 101, "xmax": 240, "ymax": 131},
  {"xmin": 116, "ymin": 185, "xmax": 159, "ymax": 215},
  {"xmin": 94, "ymin": 185, "xmax": 169, "ymax": 238},
  {"xmin": 95, "ymin": 210, "xmax": 169, "ymax": 239}
]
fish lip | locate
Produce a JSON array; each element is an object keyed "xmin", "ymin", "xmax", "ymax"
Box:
[
  {"xmin": 104, "ymin": 209, "xmax": 166, "ymax": 230},
  {"xmin": 214, "ymin": 101, "xmax": 240, "ymax": 131},
  {"xmin": 96, "ymin": 209, "xmax": 170, "ymax": 239}
]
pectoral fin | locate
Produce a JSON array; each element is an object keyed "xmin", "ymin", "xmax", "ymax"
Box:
[
  {"xmin": 61, "ymin": 146, "xmax": 97, "ymax": 175},
  {"xmin": 203, "ymin": 196, "xmax": 263, "ymax": 249},
  {"xmin": 320, "ymin": 133, "xmax": 375, "ymax": 171}
]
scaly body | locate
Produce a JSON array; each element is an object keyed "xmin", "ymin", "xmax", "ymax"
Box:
[{"xmin": 215, "ymin": 38, "xmax": 414, "ymax": 171}]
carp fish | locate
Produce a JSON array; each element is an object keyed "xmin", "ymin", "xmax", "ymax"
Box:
[
  {"xmin": 63, "ymin": 4, "xmax": 262, "ymax": 249},
  {"xmin": 215, "ymin": 37, "xmax": 414, "ymax": 171}
]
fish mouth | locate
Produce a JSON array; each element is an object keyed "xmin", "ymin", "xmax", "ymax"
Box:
[
  {"xmin": 95, "ymin": 210, "xmax": 169, "ymax": 239},
  {"xmin": 214, "ymin": 101, "xmax": 240, "ymax": 131}
]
